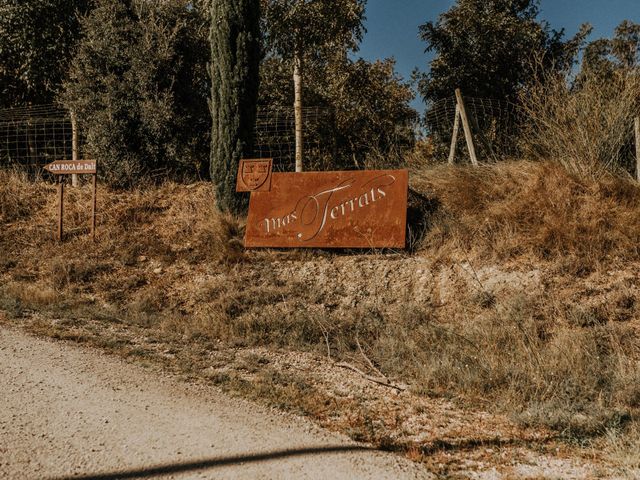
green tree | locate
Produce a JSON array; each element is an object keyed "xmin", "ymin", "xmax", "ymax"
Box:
[
  {"xmin": 328, "ymin": 58, "xmax": 417, "ymax": 168},
  {"xmin": 0, "ymin": 0, "xmax": 93, "ymax": 107},
  {"xmin": 262, "ymin": 0, "xmax": 365, "ymax": 171},
  {"xmin": 210, "ymin": 0, "xmax": 261, "ymax": 213},
  {"xmin": 64, "ymin": 0, "xmax": 210, "ymax": 187},
  {"xmin": 259, "ymin": 55, "xmax": 417, "ymax": 170},
  {"xmin": 582, "ymin": 20, "xmax": 640, "ymax": 77},
  {"xmin": 418, "ymin": 0, "xmax": 589, "ymax": 104}
]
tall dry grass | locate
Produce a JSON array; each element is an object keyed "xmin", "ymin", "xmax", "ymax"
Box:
[
  {"xmin": 518, "ymin": 68, "xmax": 640, "ymax": 178},
  {"xmin": 0, "ymin": 168, "xmax": 51, "ymax": 224},
  {"xmin": 413, "ymin": 161, "xmax": 640, "ymax": 271},
  {"xmin": 2, "ymin": 166, "xmax": 640, "ymax": 441}
]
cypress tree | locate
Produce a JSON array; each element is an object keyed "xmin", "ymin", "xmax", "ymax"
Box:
[{"xmin": 210, "ymin": 0, "xmax": 261, "ymax": 214}]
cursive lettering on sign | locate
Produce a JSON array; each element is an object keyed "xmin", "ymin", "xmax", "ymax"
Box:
[
  {"xmin": 262, "ymin": 174, "xmax": 397, "ymax": 242},
  {"xmin": 245, "ymin": 169, "xmax": 408, "ymax": 249}
]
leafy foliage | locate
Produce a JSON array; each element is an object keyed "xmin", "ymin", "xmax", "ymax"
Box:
[
  {"xmin": 210, "ymin": 0, "xmax": 261, "ymax": 213},
  {"xmin": 261, "ymin": 0, "xmax": 417, "ymax": 169},
  {"xmin": 582, "ymin": 20, "xmax": 640, "ymax": 78},
  {"xmin": 63, "ymin": 0, "xmax": 210, "ymax": 188},
  {"xmin": 418, "ymin": 0, "xmax": 589, "ymax": 103},
  {"xmin": 259, "ymin": 56, "xmax": 417, "ymax": 170},
  {"xmin": 262, "ymin": 0, "xmax": 365, "ymax": 61},
  {"xmin": 0, "ymin": 0, "xmax": 92, "ymax": 107},
  {"xmin": 328, "ymin": 58, "xmax": 418, "ymax": 169}
]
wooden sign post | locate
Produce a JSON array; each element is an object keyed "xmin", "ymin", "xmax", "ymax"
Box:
[{"xmin": 44, "ymin": 160, "xmax": 97, "ymax": 242}]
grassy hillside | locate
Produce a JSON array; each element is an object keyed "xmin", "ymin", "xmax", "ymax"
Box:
[{"xmin": 1, "ymin": 162, "xmax": 639, "ymax": 468}]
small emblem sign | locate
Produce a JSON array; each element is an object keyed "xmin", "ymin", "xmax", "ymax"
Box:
[
  {"xmin": 245, "ymin": 170, "xmax": 408, "ymax": 249},
  {"xmin": 236, "ymin": 158, "xmax": 273, "ymax": 192},
  {"xmin": 44, "ymin": 160, "xmax": 96, "ymax": 175}
]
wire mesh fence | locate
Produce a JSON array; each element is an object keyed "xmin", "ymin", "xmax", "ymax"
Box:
[
  {"xmin": 252, "ymin": 105, "xmax": 336, "ymax": 171},
  {"xmin": 424, "ymin": 95, "xmax": 521, "ymax": 162},
  {"xmin": 0, "ymin": 104, "xmax": 335, "ymax": 176},
  {"xmin": 0, "ymin": 104, "xmax": 86, "ymax": 176},
  {"xmin": 4, "ymin": 99, "xmax": 637, "ymax": 178}
]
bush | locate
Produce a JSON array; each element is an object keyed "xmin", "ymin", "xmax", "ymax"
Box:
[
  {"xmin": 0, "ymin": 0, "xmax": 92, "ymax": 108},
  {"xmin": 519, "ymin": 67, "xmax": 640, "ymax": 178},
  {"xmin": 259, "ymin": 57, "xmax": 418, "ymax": 170},
  {"xmin": 63, "ymin": 0, "xmax": 210, "ymax": 188}
]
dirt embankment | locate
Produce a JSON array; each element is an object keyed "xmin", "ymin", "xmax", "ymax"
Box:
[{"xmin": 2, "ymin": 162, "xmax": 640, "ymax": 478}]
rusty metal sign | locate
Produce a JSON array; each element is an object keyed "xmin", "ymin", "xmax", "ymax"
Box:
[
  {"xmin": 236, "ymin": 158, "xmax": 273, "ymax": 192},
  {"xmin": 44, "ymin": 160, "xmax": 96, "ymax": 175},
  {"xmin": 245, "ymin": 170, "xmax": 408, "ymax": 248}
]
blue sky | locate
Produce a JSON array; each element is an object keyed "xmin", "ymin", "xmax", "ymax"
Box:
[{"xmin": 357, "ymin": 0, "xmax": 640, "ymax": 113}]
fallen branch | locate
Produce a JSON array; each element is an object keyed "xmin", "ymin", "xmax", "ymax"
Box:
[
  {"xmin": 335, "ymin": 361, "xmax": 407, "ymax": 392},
  {"xmin": 355, "ymin": 335, "xmax": 386, "ymax": 379}
]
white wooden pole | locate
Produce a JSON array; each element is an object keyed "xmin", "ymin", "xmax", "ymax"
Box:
[{"xmin": 455, "ymin": 88, "xmax": 479, "ymax": 166}]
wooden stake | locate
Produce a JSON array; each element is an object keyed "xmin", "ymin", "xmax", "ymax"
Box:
[
  {"xmin": 448, "ymin": 103, "xmax": 461, "ymax": 165},
  {"xmin": 91, "ymin": 174, "xmax": 97, "ymax": 241},
  {"xmin": 635, "ymin": 117, "xmax": 640, "ymax": 182},
  {"xmin": 455, "ymin": 89, "xmax": 479, "ymax": 166},
  {"xmin": 57, "ymin": 178, "xmax": 64, "ymax": 242}
]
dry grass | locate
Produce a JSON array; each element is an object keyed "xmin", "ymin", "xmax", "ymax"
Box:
[
  {"xmin": 518, "ymin": 67, "xmax": 640, "ymax": 178},
  {"xmin": 413, "ymin": 160, "xmax": 640, "ymax": 271},
  {"xmin": 0, "ymin": 168, "xmax": 51, "ymax": 224},
  {"xmin": 2, "ymin": 165, "xmax": 640, "ymax": 448},
  {"xmin": 375, "ymin": 297, "xmax": 640, "ymax": 436}
]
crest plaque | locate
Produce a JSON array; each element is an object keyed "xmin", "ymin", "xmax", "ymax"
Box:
[{"xmin": 236, "ymin": 158, "xmax": 273, "ymax": 192}]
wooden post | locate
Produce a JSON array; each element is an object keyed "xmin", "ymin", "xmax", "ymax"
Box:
[
  {"xmin": 71, "ymin": 111, "xmax": 79, "ymax": 187},
  {"xmin": 57, "ymin": 178, "xmax": 64, "ymax": 242},
  {"xmin": 448, "ymin": 103, "xmax": 461, "ymax": 165},
  {"xmin": 91, "ymin": 174, "xmax": 97, "ymax": 241},
  {"xmin": 455, "ymin": 89, "xmax": 479, "ymax": 166},
  {"xmin": 635, "ymin": 117, "xmax": 640, "ymax": 182}
]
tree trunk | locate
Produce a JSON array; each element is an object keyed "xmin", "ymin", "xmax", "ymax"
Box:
[
  {"xmin": 210, "ymin": 0, "xmax": 261, "ymax": 214},
  {"xmin": 293, "ymin": 51, "xmax": 303, "ymax": 172}
]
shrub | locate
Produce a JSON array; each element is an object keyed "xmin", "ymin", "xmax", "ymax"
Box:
[
  {"xmin": 63, "ymin": 0, "xmax": 210, "ymax": 188},
  {"xmin": 519, "ymin": 67, "xmax": 640, "ymax": 178},
  {"xmin": 0, "ymin": 0, "xmax": 92, "ymax": 107}
]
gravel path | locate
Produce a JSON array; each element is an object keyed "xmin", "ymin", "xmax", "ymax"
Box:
[{"xmin": 0, "ymin": 327, "xmax": 430, "ymax": 480}]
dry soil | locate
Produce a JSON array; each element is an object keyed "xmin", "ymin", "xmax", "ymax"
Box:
[{"xmin": 0, "ymin": 326, "xmax": 430, "ymax": 480}]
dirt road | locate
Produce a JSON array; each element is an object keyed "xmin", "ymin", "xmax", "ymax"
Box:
[{"xmin": 0, "ymin": 327, "xmax": 430, "ymax": 480}]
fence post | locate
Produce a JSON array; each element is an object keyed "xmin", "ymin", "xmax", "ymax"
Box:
[
  {"xmin": 635, "ymin": 117, "xmax": 640, "ymax": 182},
  {"xmin": 448, "ymin": 103, "xmax": 460, "ymax": 164},
  {"xmin": 455, "ymin": 89, "xmax": 479, "ymax": 166},
  {"xmin": 71, "ymin": 111, "xmax": 79, "ymax": 187}
]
